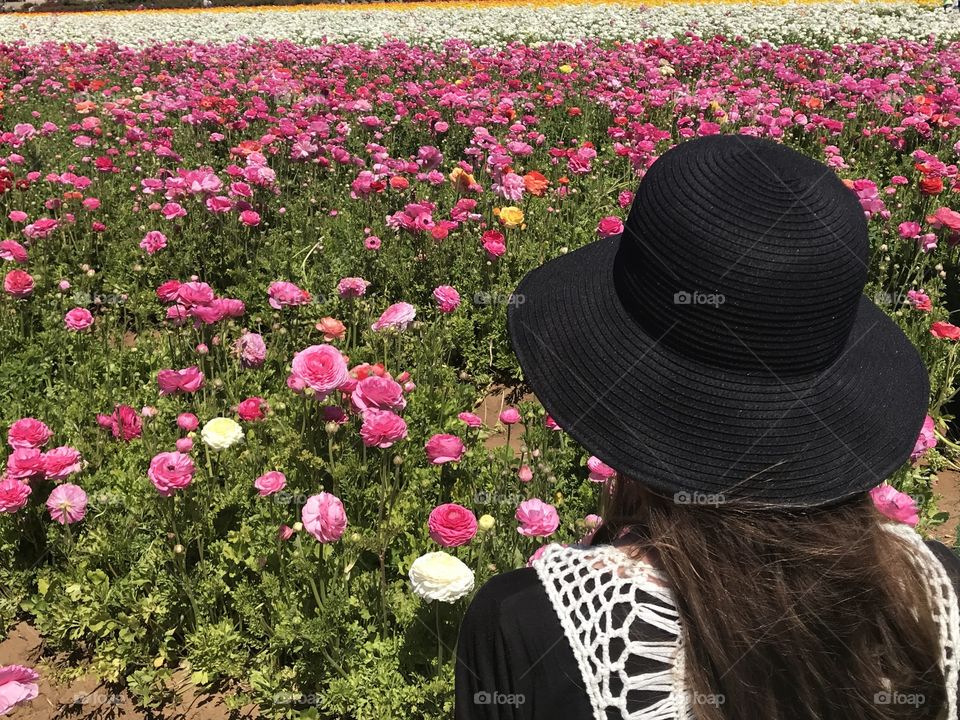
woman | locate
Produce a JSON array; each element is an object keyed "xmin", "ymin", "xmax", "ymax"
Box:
[{"xmin": 455, "ymin": 135, "xmax": 960, "ymax": 720}]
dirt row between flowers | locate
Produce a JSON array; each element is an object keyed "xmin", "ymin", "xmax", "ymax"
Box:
[{"xmin": 3, "ymin": 386, "xmax": 958, "ymax": 719}]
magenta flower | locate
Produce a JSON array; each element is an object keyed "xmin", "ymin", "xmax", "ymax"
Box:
[
  {"xmin": 64, "ymin": 307, "xmax": 94, "ymax": 332},
  {"xmin": 157, "ymin": 366, "xmax": 204, "ymax": 396},
  {"xmin": 428, "ymin": 503, "xmax": 478, "ymax": 547},
  {"xmin": 237, "ymin": 397, "xmax": 268, "ymax": 422},
  {"xmin": 352, "ymin": 375, "xmax": 406, "ymax": 413},
  {"xmin": 46, "ymin": 483, "xmax": 88, "ymax": 525},
  {"xmin": 140, "ymin": 230, "xmax": 167, "ymax": 255},
  {"xmin": 42, "ymin": 446, "xmax": 82, "ymax": 481},
  {"xmin": 597, "ymin": 216, "xmax": 624, "ymax": 238},
  {"xmin": 458, "ymin": 412, "xmax": 483, "ymax": 429},
  {"xmin": 302, "ymin": 492, "xmax": 348, "ymax": 543},
  {"xmin": 0, "ymin": 477, "xmax": 31, "ymax": 514},
  {"xmin": 499, "ymin": 407, "xmax": 521, "ymax": 425},
  {"xmin": 177, "ymin": 413, "xmax": 199, "ymax": 432},
  {"xmin": 371, "ymin": 302, "xmax": 416, "ymax": 332},
  {"xmin": 424, "ymin": 434, "xmax": 465, "ymax": 464},
  {"xmin": 0, "ymin": 240, "xmax": 28, "ymax": 264},
  {"xmin": 587, "ymin": 456, "xmax": 618, "ymax": 483},
  {"xmin": 4, "ymin": 269, "xmax": 34, "ymax": 298},
  {"xmin": 359, "ymin": 410, "xmax": 408, "ymax": 449},
  {"xmin": 7, "ymin": 418, "xmax": 52, "ymax": 450},
  {"xmin": 432, "ymin": 285, "xmax": 461, "ymax": 313},
  {"xmin": 148, "ymin": 451, "xmax": 195, "ymax": 497},
  {"xmin": 96, "ymin": 405, "xmax": 142, "ymax": 442},
  {"xmin": 516, "ymin": 498, "xmax": 560, "ymax": 538},
  {"xmin": 869, "ymin": 485, "xmax": 919, "ymax": 527},
  {"xmin": 911, "ymin": 415, "xmax": 937, "ymax": 460}
]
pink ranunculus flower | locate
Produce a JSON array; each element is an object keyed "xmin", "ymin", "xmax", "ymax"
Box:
[
  {"xmin": 458, "ymin": 412, "xmax": 483, "ymax": 429},
  {"xmin": 46, "ymin": 483, "xmax": 88, "ymax": 524},
  {"xmin": 424, "ymin": 434, "xmax": 466, "ymax": 464},
  {"xmin": 64, "ymin": 307, "xmax": 94, "ymax": 332},
  {"xmin": 8, "ymin": 418, "xmax": 52, "ymax": 450},
  {"xmin": 352, "ymin": 375, "xmax": 406, "ymax": 413},
  {"xmin": 42, "ymin": 446, "xmax": 82, "ymax": 481},
  {"xmin": 177, "ymin": 413, "xmax": 199, "ymax": 432},
  {"xmin": 157, "ymin": 366, "xmax": 204, "ymax": 396},
  {"xmin": 234, "ymin": 332, "xmax": 267, "ymax": 368},
  {"xmin": 911, "ymin": 414, "xmax": 937, "ymax": 460},
  {"xmin": 140, "ymin": 230, "xmax": 167, "ymax": 255},
  {"xmin": 499, "ymin": 407, "xmax": 521, "ymax": 425},
  {"xmin": 516, "ymin": 498, "xmax": 560, "ymax": 537},
  {"xmin": 6, "ymin": 448, "xmax": 45, "ymax": 482},
  {"xmin": 254, "ymin": 471, "xmax": 286, "ymax": 497},
  {"xmin": 175, "ymin": 437, "xmax": 193, "ymax": 453},
  {"xmin": 587, "ymin": 456, "xmax": 618, "ymax": 483},
  {"xmin": 290, "ymin": 344, "xmax": 348, "ymax": 398},
  {"xmin": 302, "ymin": 492, "xmax": 348, "ymax": 543},
  {"xmin": 597, "ymin": 216, "xmax": 625, "ymax": 238},
  {"xmin": 97, "ymin": 405, "xmax": 142, "ymax": 442},
  {"xmin": 359, "ymin": 410, "xmax": 408, "ymax": 448},
  {"xmin": 0, "ymin": 477, "xmax": 31, "ymax": 514},
  {"xmin": 148, "ymin": 451, "xmax": 195, "ymax": 497},
  {"xmin": 545, "ymin": 414, "xmax": 562, "ymax": 431},
  {"xmin": 239, "ymin": 210, "xmax": 260, "ymax": 227},
  {"xmin": 0, "ymin": 240, "xmax": 28, "ymax": 264},
  {"xmin": 268, "ymin": 281, "xmax": 311, "ymax": 310},
  {"xmin": 237, "ymin": 396, "xmax": 268, "ymax": 422},
  {"xmin": 4, "ymin": 269, "xmax": 34, "ymax": 298},
  {"xmin": 0, "ymin": 665, "xmax": 40, "ymax": 715},
  {"xmin": 870, "ymin": 484, "xmax": 919, "ymax": 527},
  {"xmin": 428, "ymin": 503, "xmax": 478, "ymax": 547},
  {"xmin": 371, "ymin": 302, "xmax": 416, "ymax": 332},
  {"xmin": 337, "ymin": 277, "xmax": 370, "ymax": 298},
  {"xmin": 518, "ymin": 464, "xmax": 533, "ymax": 483},
  {"xmin": 432, "ymin": 285, "xmax": 461, "ymax": 313}
]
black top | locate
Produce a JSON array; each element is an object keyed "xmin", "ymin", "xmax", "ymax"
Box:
[{"xmin": 454, "ymin": 540, "xmax": 960, "ymax": 720}]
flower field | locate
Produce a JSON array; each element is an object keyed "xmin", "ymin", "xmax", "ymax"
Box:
[{"xmin": 2, "ymin": 4, "xmax": 960, "ymax": 719}]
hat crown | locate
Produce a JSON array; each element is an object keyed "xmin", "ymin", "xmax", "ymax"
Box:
[{"xmin": 615, "ymin": 136, "xmax": 869, "ymax": 374}]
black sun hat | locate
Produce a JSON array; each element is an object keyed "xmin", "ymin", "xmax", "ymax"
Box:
[{"xmin": 507, "ymin": 135, "xmax": 929, "ymax": 507}]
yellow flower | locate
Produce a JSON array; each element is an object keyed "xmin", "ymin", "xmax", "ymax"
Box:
[
  {"xmin": 449, "ymin": 166, "xmax": 477, "ymax": 192},
  {"xmin": 498, "ymin": 206, "xmax": 525, "ymax": 229},
  {"xmin": 559, "ymin": 64, "xmax": 574, "ymax": 74},
  {"xmin": 478, "ymin": 514, "xmax": 496, "ymax": 533}
]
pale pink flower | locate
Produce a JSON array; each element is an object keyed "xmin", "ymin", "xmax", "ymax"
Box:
[
  {"xmin": 870, "ymin": 484, "xmax": 919, "ymax": 526},
  {"xmin": 302, "ymin": 492, "xmax": 348, "ymax": 543},
  {"xmin": 516, "ymin": 498, "xmax": 560, "ymax": 537},
  {"xmin": 64, "ymin": 307, "xmax": 94, "ymax": 331},
  {"xmin": 148, "ymin": 451, "xmax": 195, "ymax": 497},
  {"xmin": 359, "ymin": 410, "xmax": 408, "ymax": 448},
  {"xmin": 0, "ymin": 477, "xmax": 31, "ymax": 514},
  {"xmin": 458, "ymin": 412, "xmax": 483, "ymax": 429},
  {"xmin": 176, "ymin": 437, "xmax": 194, "ymax": 453},
  {"xmin": 499, "ymin": 407, "xmax": 521, "ymax": 425},
  {"xmin": 587, "ymin": 456, "xmax": 618, "ymax": 483},
  {"xmin": 0, "ymin": 664, "xmax": 40, "ymax": 715},
  {"xmin": 234, "ymin": 332, "xmax": 267, "ymax": 368},
  {"xmin": 8, "ymin": 418, "xmax": 52, "ymax": 450},
  {"xmin": 290, "ymin": 344, "xmax": 348, "ymax": 397},
  {"xmin": 255, "ymin": 471, "xmax": 286, "ymax": 497},
  {"xmin": 352, "ymin": 376, "xmax": 406, "ymax": 413},
  {"xmin": 177, "ymin": 413, "xmax": 199, "ymax": 432},
  {"xmin": 268, "ymin": 281, "xmax": 311, "ymax": 310},
  {"xmin": 428, "ymin": 503, "xmax": 478, "ymax": 547},
  {"xmin": 46, "ymin": 483, "xmax": 88, "ymax": 524},
  {"xmin": 337, "ymin": 277, "xmax": 370, "ymax": 298},
  {"xmin": 424, "ymin": 434, "xmax": 465, "ymax": 464},
  {"xmin": 432, "ymin": 285, "xmax": 461, "ymax": 313},
  {"xmin": 371, "ymin": 302, "xmax": 416, "ymax": 332},
  {"xmin": 518, "ymin": 465, "xmax": 533, "ymax": 483}
]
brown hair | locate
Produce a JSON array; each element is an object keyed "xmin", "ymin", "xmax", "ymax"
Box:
[{"xmin": 593, "ymin": 480, "xmax": 947, "ymax": 720}]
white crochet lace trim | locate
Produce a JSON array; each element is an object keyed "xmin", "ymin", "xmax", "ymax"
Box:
[{"xmin": 533, "ymin": 526, "xmax": 960, "ymax": 720}]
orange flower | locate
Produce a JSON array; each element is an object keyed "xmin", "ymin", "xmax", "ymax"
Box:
[
  {"xmin": 316, "ymin": 317, "xmax": 347, "ymax": 342},
  {"xmin": 390, "ymin": 176, "xmax": 409, "ymax": 190},
  {"xmin": 449, "ymin": 167, "xmax": 477, "ymax": 193},
  {"xmin": 74, "ymin": 100, "xmax": 97, "ymax": 114},
  {"xmin": 523, "ymin": 171, "xmax": 549, "ymax": 197}
]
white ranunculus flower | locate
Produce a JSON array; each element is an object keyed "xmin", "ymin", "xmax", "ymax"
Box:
[
  {"xmin": 409, "ymin": 551, "xmax": 475, "ymax": 603},
  {"xmin": 200, "ymin": 417, "xmax": 244, "ymax": 451}
]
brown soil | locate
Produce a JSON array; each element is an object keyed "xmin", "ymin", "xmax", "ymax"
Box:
[
  {"xmin": 932, "ymin": 468, "xmax": 960, "ymax": 546},
  {"xmin": 478, "ymin": 385, "xmax": 534, "ymax": 454},
  {"xmin": 0, "ymin": 623, "xmax": 257, "ymax": 720}
]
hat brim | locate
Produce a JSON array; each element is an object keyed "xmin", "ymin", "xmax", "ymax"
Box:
[{"xmin": 507, "ymin": 233, "xmax": 930, "ymax": 507}]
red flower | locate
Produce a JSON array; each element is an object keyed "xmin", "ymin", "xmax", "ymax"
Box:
[
  {"xmin": 930, "ymin": 321, "xmax": 960, "ymax": 340},
  {"xmin": 920, "ymin": 176, "xmax": 944, "ymax": 195}
]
